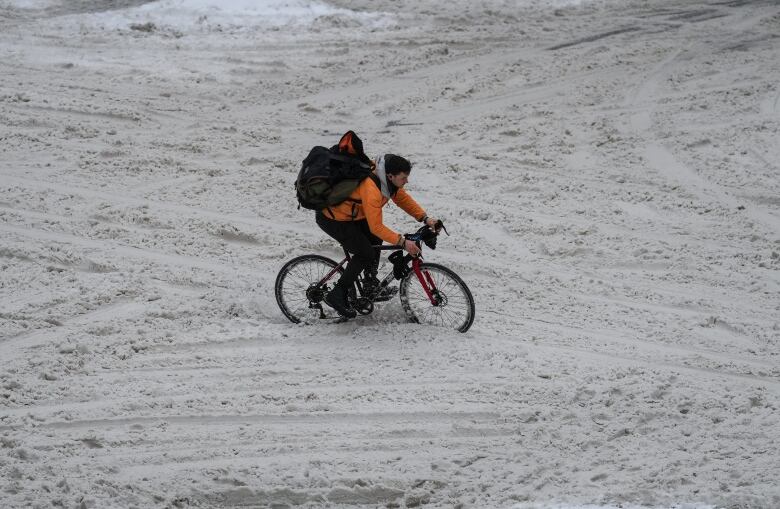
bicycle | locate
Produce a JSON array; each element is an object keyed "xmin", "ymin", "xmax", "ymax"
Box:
[{"xmin": 274, "ymin": 225, "xmax": 475, "ymax": 332}]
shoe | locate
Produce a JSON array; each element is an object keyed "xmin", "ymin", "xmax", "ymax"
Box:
[
  {"xmin": 363, "ymin": 276, "xmax": 398, "ymax": 302},
  {"xmin": 324, "ymin": 285, "xmax": 357, "ymax": 318}
]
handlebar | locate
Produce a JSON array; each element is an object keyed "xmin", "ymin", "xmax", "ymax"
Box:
[
  {"xmin": 387, "ymin": 221, "xmax": 447, "ymax": 271},
  {"xmin": 405, "ymin": 221, "xmax": 448, "ymax": 250}
]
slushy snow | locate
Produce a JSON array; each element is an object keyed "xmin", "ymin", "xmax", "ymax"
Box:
[{"xmin": 1, "ymin": 0, "xmax": 778, "ymax": 507}]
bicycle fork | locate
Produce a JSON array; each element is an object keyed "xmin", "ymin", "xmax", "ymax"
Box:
[{"xmin": 412, "ymin": 257, "xmax": 441, "ymax": 306}]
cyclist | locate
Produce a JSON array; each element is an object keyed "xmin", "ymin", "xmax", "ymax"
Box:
[{"xmin": 316, "ymin": 152, "xmax": 439, "ymax": 318}]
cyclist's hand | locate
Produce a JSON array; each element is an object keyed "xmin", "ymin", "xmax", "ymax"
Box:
[
  {"xmin": 425, "ymin": 216, "xmax": 439, "ymax": 231},
  {"xmin": 404, "ymin": 239, "xmax": 421, "ymax": 256}
]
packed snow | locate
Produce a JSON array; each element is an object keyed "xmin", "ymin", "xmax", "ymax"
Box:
[
  {"xmin": 2, "ymin": 0, "xmax": 391, "ymax": 31},
  {"xmin": 1, "ymin": 0, "xmax": 779, "ymax": 507},
  {"xmin": 86, "ymin": 0, "xmax": 389, "ymax": 31}
]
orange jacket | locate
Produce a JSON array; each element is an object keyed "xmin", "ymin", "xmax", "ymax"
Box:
[{"xmin": 322, "ymin": 175, "xmax": 426, "ymax": 245}]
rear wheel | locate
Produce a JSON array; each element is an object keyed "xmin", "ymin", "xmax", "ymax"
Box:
[
  {"xmin": 275, "ymin": 255, "xmax": 343, "ymax": 324},
  {"xmin": 399, "ymin": 262, "xmax": 475, "ymax": 333}
]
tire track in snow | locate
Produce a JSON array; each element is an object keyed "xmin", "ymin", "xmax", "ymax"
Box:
[
  {"xmin": 403, "ymin": 65, "xmax": 626, "ymax": 125},
  {"xmin": 541, "ymin": 341, "xmax": 780, "ymax": 387},
  {"xmin": 0, "ymin": 377, "xmax": 505, "ymax": 421},
  {"xmin": 259, "ymin": 44, "xmax": 541, "ymax": 119},
  {"xmin": 0, "ymin": 223, "xmax": 273, "ymax": 277},
  {"xmin": 494, "ymin": 331, "xmax": 780, "ymax": 388},
  {"xmin": 0, "ymin": 300, "xmax": 145, "ymax": 353},
  {"xmin": 622, "ymin": 48, "xmax": 683, "ymax": 132},
  {"xmin": 1, "ymin": 175, "xmax": 310, "ymax": 236},
  {"xmin": 644, "ymin": 142, "xmax": 780, "ymax": 234},
  {"xmin": 43, "ymin": 434, "xmax": 511, "ymax": 479},
  {"xmin": 620, "ymin": 26, "xmax": 780, "ymax": 235},
  {"xmin": 128, "ymin": 173, "xmax": 204, "ymax": 194},
  {"xmin": 547, "ymin": 26, "xmax": 642, "ymax": 51},
  {"xmin": 759, "ymin": 84, "xmax": 780, "ymax": 116},
  {"xmin": 4, "ymin": 101, "xmax": 142, "ymax": 124},
  {"xmin": 0, "ymin": 202, "xmax": 273, "ymax": 259},
  {"xmin": 22, "ymin": 410, "xmax": 501, "ymax": 431},
  {"xmin": 483, "ymin": 312, "xmax": 779, "ymax": 385}
]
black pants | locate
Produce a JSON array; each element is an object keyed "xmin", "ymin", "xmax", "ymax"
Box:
[{"xmin": 316, "ymin": 212, "xmax": 381, "ymax": 291}]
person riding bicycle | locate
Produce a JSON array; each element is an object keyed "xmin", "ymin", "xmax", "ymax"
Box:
[{"xmin": 316, "ymin": 147, "xmax": 439, "ymax": 318}]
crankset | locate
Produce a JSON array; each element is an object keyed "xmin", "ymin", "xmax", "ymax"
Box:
[{"xmin": 354, "ymin": 297, "xmax": 374, "ymax": 315}]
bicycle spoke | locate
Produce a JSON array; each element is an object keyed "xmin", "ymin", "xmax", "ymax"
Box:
[
  {"xmin": 400, "ymin": 263, "xmax": 474, "ymax": 332},
  {"xmin": 276, "ymin": 256, "xmax": 343, "ymax": 324},
  {"xmin": 288, "ymin": 270, "xmax": 312, "ymax": 286}
]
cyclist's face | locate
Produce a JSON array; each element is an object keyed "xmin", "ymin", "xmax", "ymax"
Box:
[{"xmin": 388, "ymin": 172, "xmax": 409, "ymax": 188}]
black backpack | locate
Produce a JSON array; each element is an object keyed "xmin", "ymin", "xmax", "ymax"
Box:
[{"xmin": 295, "ymin": 131, "xmax": 377, "ymax": 211}]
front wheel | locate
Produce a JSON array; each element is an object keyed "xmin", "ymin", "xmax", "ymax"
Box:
[
  {"xmin": 275, "ymin": 254, "xmax": 342, "ymax": 324},
  {"xmin": 399, "ymin": 262, "xmax": 475, "ymax": 333}
]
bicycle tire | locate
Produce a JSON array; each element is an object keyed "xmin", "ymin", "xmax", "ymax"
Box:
[
  {"xmin": 399, "ymin": 262, "xmax": 475, "ymax": 333},
  {"xmin": 275, "ymin": 254, "xmax": 342, "ymax": 324}
]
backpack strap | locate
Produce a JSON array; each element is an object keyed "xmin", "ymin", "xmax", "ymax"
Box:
[
  {"xmin": 325, "ymin": 173, "xmax": 382, "ymax": 220},
  {"xmin": 341, "ymin": 174, "xmax": 382, "ymax": 206},
  {"xmin": 368, "ymin": 173, "xmax": 382, "ymax": 189}
]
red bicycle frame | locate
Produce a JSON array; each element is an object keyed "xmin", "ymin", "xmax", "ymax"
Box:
[
  {"xmin": 318, "ymin": 250, "xmax": 440, "ymax": 306},
  {"xmin": 411, "ymin": 257, "xmax": 438, "ymax": 305}
]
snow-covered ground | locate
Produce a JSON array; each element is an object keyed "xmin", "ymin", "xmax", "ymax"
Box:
[{"xmin": 1, "ymin": 0, "xmax": 779, "ymax": 507}]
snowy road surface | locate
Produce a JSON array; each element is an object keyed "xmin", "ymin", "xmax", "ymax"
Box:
[{"xmin": 1, "ymin": 0, "xmax": 779, "ymax": 507}]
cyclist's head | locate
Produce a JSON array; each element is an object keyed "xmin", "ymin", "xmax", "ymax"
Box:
[
  {"xmin": 385, "ymin": 154, "xmax": 411, "ymax": 188},
  {"xmin": 385, "ymin": 154, "xmax": 411, "ymax": 175}
]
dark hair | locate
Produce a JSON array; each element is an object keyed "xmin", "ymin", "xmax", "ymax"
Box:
[{"xmin": 384, "ymin": 154, "xmax": 411, "ymax": 175}]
